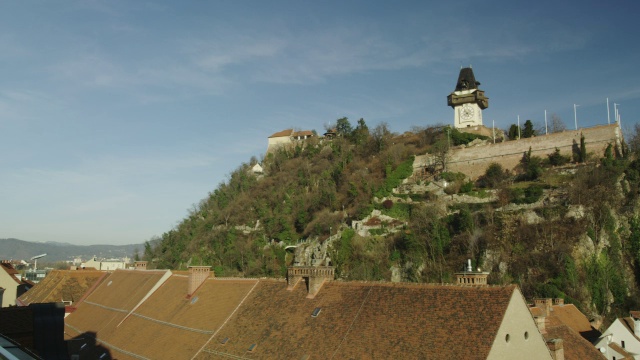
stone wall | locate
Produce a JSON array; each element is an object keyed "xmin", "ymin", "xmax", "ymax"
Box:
[{"xmin": 414, "ymin": 124, "xmax": 622, "ymax": 179}]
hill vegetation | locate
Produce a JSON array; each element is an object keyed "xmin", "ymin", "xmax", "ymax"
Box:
[{"xmin": 143, "ymin": 118, "xmax": 640, "ymax": 325}]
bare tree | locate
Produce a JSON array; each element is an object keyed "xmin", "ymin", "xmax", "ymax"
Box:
[
  {"xmin": 431, "ymin": 140, "xmax": 451, "ymax": 172},
  {"xmin": 550, "ymin": 113, "xmax": 566, "ymax": 133}
]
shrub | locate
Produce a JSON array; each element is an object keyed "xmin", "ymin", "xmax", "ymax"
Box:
[
  {"xmin": 547, "ymin": 148, "xmax": 570, "ymax": 166},
  {"xmin": 382, "ymin": 199, "xmax": 394, "ymax": 209},
  {"xmin": 478, "ymin": 162, "xmax": 509, "ymax": 188},
  {"xmin": 459, "ymin": 180, "xmax": 474, "ymax": 193}
]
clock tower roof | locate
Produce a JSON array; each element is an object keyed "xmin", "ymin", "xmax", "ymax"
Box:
[{"xmin": 454, "ymin": 67, "xmax": 481, "ymax": 92}]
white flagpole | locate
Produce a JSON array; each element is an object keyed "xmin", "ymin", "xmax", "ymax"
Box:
[
  {"xmin": 607, "ymin": 98, "xmax": 610, "ymax": 124},
  {"xmin": 544, "ymin": 110, "xmax": 548, "ymax": 135},
  {"xmin": 517, "ymin": 115, "xmax": 520, "ymax": 139},
  {"xmin": 493, "ymin": 120, "xmax": 495, "ymax": 144},
  {"xmin": 573, "ymin": 104, "xmax": 579, "ymax": 130}
]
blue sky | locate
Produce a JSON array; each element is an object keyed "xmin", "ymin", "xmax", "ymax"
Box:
[{"xmin": 1, "ymin": 1, "xmax": 638, "ymax": 246}]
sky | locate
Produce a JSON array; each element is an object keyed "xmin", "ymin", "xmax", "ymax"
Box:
[{"xmin": 1, "ymin": 1, "xmax": 639, "ymax": 246}]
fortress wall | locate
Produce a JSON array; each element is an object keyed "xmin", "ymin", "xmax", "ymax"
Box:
[{"xmin": 414, "ymin": 124, "xmax": 622, "ymax": 179}]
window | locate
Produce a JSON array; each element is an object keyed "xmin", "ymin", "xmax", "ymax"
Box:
[
  {"xmin": 524, "ymin": 331, "xmax": 529, "ymax": 340},
  {"xmin": 505, "ymin": 334, "xmax": 510, "ymax": 343},
  {"xmin": 622, "ymin": 340, "xmax": 625, "ymax": 348}
]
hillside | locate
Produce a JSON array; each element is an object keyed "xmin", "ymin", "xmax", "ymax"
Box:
[
  {"xmin": 0, "ymin": 238, "xmax": 141, "ymax": 263},
  {"xmin": 144, "ymin": 118, "xmax": 640, "ymax": 325}
]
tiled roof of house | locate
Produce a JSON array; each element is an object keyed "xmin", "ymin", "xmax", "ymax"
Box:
[
  {"xmin": 292, "ymin": 130, "xmax": 314, "ymax": 137},
  {"xmin": 268, "ymin": 129, "xmax": 294, "ymax": 138},
  {"xmin": 546, "ymin": 304, "xmax": 593, "ymax": 332},
  {"xmin": 530, "ymin": 302, "xmax": 604, "ymax": 357},
  {"xmin": 200, "ymin": 281, "xmax": 517, "ymax": 359},
  {"xmin": 545, "ymin": 324, "xmax": 606, "ymax": 360},
  {"xmin": 65, "ymin": 272, "xmax": 522, "ymax": 360},
  {"xmin": 17, "ymin": 269, "xmax": 107, "ymax": 306},
  {"xmin": 546, "ymin": 304, "xmax": 601, "ymax": 342}
]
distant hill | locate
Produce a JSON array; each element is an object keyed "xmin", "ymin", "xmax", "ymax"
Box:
[{"xmin": 0, "ymin": 238, "xmax": 142, "ymax": 263}]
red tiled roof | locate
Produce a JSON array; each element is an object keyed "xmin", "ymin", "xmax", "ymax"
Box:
[
  {"xmin": 546, "ymin": 304, "xmax": 594, "ymax": 333},
  {"xmin": 66, "ymin": 274, "xmax": 257, "ymax": 360},
  {"xmin": 65, "ymin": 273, "xmax": 533, "ymax": 360},
  {"xmin": 17, "ymin": 269, "xmax": 107, "ymax": 306},
  {"xmin": 292, "ymin": 130, "xmax": 314, "ymax": 137},
  {"xmin": 200, "ymin": 281, "xmax": 516, "ymax": 359},
  {"xmin": 545, "ymin": 324, "xmax": 605, "ymax": 360},
  {"xmin": 268, "ymin": 129, "xmax": 294, "ymax": 138}
]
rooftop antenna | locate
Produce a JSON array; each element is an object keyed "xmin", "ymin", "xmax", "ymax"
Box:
[{"xmin": 30, "ymin": 253, "xmax": 47, "ymax": 271}]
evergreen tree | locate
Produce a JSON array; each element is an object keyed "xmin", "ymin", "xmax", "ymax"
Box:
[{"xmin": 522, "ymin": 120, "xmax": 535, "ymax": 138}]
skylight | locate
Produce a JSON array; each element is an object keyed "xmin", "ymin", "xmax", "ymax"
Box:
[
  {"xmin": 311, "ymin": 307, "xmax": 321, "ymax": 317},
  {"xmin": 220, "ymin": 337, "xmax": 229, "ymax": 345},
  {"xmin": 247, "ymin": 344, "xmax": 257, "ymax": 352},
  {"xmin": 190, "ymin": 296, "xmax": 199, "ymax": 304}
]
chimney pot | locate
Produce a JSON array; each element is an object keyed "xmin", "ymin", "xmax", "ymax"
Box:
[
  {"xmin": 553, "ymin": 298, "xmax": 564, "ymax": 306},
  {"xmin": 534, "ymin": 298, "xmax": 553, "ymax": 316},
  {"xmin": 546, "ymin": 338, "xmax": 564, "ymax": 360},
  {"xmin": 188, "ymin": 266, "xmax": 212, "ymax": 296},
  {"xmin": 535, "ymin": 316, "xmax": 547, "ymax": 334}
]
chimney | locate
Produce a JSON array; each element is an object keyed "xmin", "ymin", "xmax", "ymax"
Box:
[
  {"xmin": 454, "ymin": 260, "xmax": 489, "ymax": 286},
  {"xmin": 134, "ymin": 261, "xmax": 147, "ymax": 270},
  {"xmin": 553, "ymin": 298, "xmax": 564, "ymax": 306},
  {"xmin": 534, "ymin": 298, "xmax": 553, "ymax": 316},
  {"xmin": 634, "ymin": 317, "xmax": 640, "ymax": 338},
  {"xmin": 535, "ymin": 315, "xmax": 547, "ymax": 335},
  {"xmin": 188, "ymin": 266, "xmax": 211, "ymax": 296},
  {"xmin": 546, "ymin": 338, "xmax": 564, "ymax": 360}
]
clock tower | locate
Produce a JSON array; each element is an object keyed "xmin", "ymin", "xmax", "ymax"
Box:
[{"xmin": 447, "ymin": 67, "xmax": 489, "ymax": 129}]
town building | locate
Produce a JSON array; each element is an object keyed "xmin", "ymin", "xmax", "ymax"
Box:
[
  {"xmin": 593, "ymin": 311, "xmax": 640, "ymax": 360},
  {"xmin": 81, "ymin": 256, "xmax": 129, "ymax": 271},
  {"xmin": 266, "ymin": 128, "xmax": 315, "ymax": 153},
  {"xmin": 0, "ymin": 261, "xmax": 33, "ymax": 307},
  {"xmin": 16, "ymin": 269, "xmax": 108, "ymax": 316},
  {"xmin": 530, "ymin": 298, "xmax": 606, "ymax": 359},
  {"xmin": 447, "ymin": 66, "xmax": 489, "ymax": 129}
]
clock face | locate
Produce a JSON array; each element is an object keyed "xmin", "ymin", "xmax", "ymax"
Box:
[{"xmin": 460, "ymin": 104, "xmax": 475, "ymax": 121}]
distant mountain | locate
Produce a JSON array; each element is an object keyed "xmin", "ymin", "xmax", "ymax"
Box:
[{"xmin": 0, "ymin": 238, "xmax": 142, "ymax": 263}]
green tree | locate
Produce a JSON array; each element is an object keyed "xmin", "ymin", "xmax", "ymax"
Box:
[
  {"xmin": 336, "ymin": 117, "xmax": 353, "ymax": 137},
  {"xmin": 508, "ymin": 124, "xmax": 521, "ymax": 140},
  {"xmin": 522, "ymin": 120, "xmax": 535, "ymax": 138},
  {"xmin": 547, "ymin": 148, "xmax": 570, "ymax": 166},
  {"xmin": 352, "ymin": 118, "xmax": 369, "ymax": 146},
  {"xmin": 580, "ymin": 134, "xmax": 587, "ymax": 163},
  {"xmin": 518, "ymin": 147, "xmax": 543, "ymax": 181},
  {"xmin": 480, "ymin": 162, "xmax": 509, "ymax": 188}
]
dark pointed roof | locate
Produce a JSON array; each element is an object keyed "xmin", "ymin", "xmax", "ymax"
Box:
[{"xmin": 454, "ymin": 67, "xmax": 481, "ymax": 91}]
